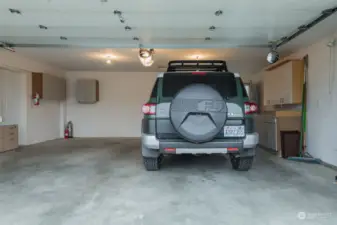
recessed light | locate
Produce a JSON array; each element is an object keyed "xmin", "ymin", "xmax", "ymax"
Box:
[
  {"xmin": 125, "ymin": 26, "xmax": 132, "ymax": 31},
  {"xmin": 9, "ymin": 8, "xmax": 21, "ymax": 14},
  {"xmin": 39, "ymin": 25, "xmax": 48, "ymax": 30},
  {"xmin": 106, "ymin": 59, "xmax": 112, "ymax": 64},
  {"xmin": 205, "ymin": 37, "xmax": 211, "ymax": 41},
  {"xmin": 215, "ymin": 10, "xmax": 223, "ymax": 16},
  {"xmin": 209, "ymin": 26, "xmax": 216, "ymax": 31},
  {"xmin": 114, "ymin": 10, "xmax": 122, "ymax": 16}
]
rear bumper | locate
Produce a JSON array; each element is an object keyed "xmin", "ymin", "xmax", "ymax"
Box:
[{"xmin": 142, "ymin": 132, "xmax": 259, "ymax": 153}]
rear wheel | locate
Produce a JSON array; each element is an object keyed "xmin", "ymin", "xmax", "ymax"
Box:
[
  {"xmin": 230, "ymin": 155, "xmax": 254, "ymax": 171},
  {"xmin": 143, "ymin": 156, "xmax": 162, "ymax": 171}
]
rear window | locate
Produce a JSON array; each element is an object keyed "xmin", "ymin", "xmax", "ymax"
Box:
[
  {"xmin": 162, "ymin": 73, "xmax": 237, "ymax": 98},
  {"xmin": 150, "ymin": 79, "xmax": 159, "ymax": 98},
  {"xmin": 240, "ymin": 80, "xmax": 248, "ymax": 98}
]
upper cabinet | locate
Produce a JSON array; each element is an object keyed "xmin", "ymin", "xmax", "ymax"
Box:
[
  {"xmin": 32, "ymin": 73, "xmax": 66, "ymax": 101},
  {"xmin": 263, "ymin": 60, "xmax": 304, "ymax": 106}
]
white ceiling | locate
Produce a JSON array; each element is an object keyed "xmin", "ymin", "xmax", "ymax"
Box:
[
  {"xmin": 1, "ymin": 0, "xmax": 337, "ymax": 72},
  {"xmin": 15, "ymin": 48, "xmax": 269, "ymax": 74}
]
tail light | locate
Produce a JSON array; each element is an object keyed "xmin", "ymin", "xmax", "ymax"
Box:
[
  {"xmin": 142, "ymin": 103, "xmax": 156, "ymax": 115},
  {"xmin": 192, "ymin": 71, "xmax": 207, "ymax": 75},
  {"xmin": 244, "ymin": 102, "xmax": 258, "ymax": 114}
]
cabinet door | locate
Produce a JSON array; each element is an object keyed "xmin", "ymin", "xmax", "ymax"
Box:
[{"xmin": 263, "ymin": 71, "xmax": 276, "ymax": 106}]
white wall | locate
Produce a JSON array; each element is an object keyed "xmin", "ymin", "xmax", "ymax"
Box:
[
  {"xmin": 65, "ymin": 72, "xmax": 157, "ymax": 137},
  {"xmin": 0, "ymin": 69, "xmax": 27, "ymax": 145},
  {"xmin": 292, "ymin": 36, "xmax": 337, "ymax": 166},
  {"xmin": 256, "ymin": 33, "xmax": 337, "ymax": 166},
  {"xmin": 0, "ymin": 51, "xmax": 65, "ymax": 145}
]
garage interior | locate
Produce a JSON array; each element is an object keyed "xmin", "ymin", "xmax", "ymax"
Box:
[{"xmin": 1, "ymin": 0, "xmax": 337, "ymax": 224}]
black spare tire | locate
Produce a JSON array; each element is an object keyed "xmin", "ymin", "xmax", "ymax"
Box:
[{"xmin": 170, "ymin": 84, "xmax": 228, "ymax": 143}]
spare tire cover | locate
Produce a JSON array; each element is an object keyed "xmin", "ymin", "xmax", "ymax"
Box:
[{"xmin": 170, "ymin": 83, "xmax": 227, "ymax": 143}]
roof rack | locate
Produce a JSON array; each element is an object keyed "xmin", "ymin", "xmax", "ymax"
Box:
[{"xmin": 167, "ymin": 60, "xmax": 228, "ymax": 72}]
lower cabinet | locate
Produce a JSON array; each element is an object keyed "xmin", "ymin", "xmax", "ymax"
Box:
[{"xmin": 0, "ymin": 125, "xmax": 19, "ymax": 152}]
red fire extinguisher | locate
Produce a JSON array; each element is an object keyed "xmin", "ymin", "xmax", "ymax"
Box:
[
  {"xmin": 33, "ymin": 93, "xmax": 40, "ymax": 106},
  {"xmin": 64, "ymin": 127, "xmax": 69, "ymax": 139}
]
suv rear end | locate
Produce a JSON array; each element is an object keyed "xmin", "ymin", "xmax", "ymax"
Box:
[{"xmin": 141, "ymin": 60, "xmax": 258, "ymax": 171}]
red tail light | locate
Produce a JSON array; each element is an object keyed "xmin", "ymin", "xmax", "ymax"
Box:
[
  {"xmin": 244, "ymin": 102, "xmax": 258, "ymax": 114},
  {"xmin": 192, "ymin": 71, "xmax": 207, "ymax": 75},
  {"xmin": 142, "ymin": 103, "xmax": 156, "ymax": 115}
]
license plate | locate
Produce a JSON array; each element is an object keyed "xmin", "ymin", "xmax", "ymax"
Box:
[{"xmin": 224, "ymin": 126, "xmax": 245, "ymax": 137}]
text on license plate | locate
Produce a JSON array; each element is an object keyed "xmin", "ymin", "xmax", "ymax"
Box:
[{"xmin": 224, "ymin": 126, "xmax": 245, "ymax": 137}]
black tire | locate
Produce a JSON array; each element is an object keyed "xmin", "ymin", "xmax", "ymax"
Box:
[
  {"xmin": 230, "ymin": 155, "xmax": 254, "ymax": 171},
  {"xmin": 143, "ymin": 156, "xmax": 161, "ymax": 171}
]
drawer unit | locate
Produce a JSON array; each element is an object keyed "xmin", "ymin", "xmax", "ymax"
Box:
[{"xmin": 0, "ymin": 125, "xmax": 18, "ymax": 152}]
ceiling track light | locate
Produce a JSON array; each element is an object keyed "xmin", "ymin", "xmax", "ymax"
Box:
[
  {"xmin": 275, "ymin": 6, "xmax": 337, "ymax": 48},
  {"xmin": 114, "ymin": 10, "xmax": 126, "ymax": 23},
  {"xmin": 205, "ymin": 37, "xmax": 211, "ymax": 41},
  {"xmin": 133, "ymin": 37, "xmax": 139, "ymax": 41},
  {"xmin": 114, "ymin": 10, "xmax": 122, "ymax": 16},
  {"xmin": 124, "ymin": 26, "xmax": 132, "ymax": 31},
  {"xmin": 60, "ymin": 36, "xmax": 68, "ymax": 40},
  {"xmin": 214, "ymin": 10, "xmax": 223, "ymax": 16},
  {"xmin": 209, "ymin": 26, "xmax": 216, "ymax": 31},
  {"xmin": 39, "ymin": 25, "xmax": 48, "ymax": 30},
  {"xmin": 9, "ymin": 8, "xmax": 21, "ymax": 14}
]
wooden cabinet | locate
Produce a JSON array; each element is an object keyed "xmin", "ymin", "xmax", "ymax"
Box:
[
  {"xmin": 0, "ymin": 125, "xmax": 18, "ymax": 152},
  {"xmin": 32, "ymin": 73, "xmax": 66, "ymax": 101},
  {"xmin": 263, "ymin": 60, "xmax": 304, "ymax": 106},
  {"xmin": 76, "ymin": 79, "xmax": 99, "ymax": 104}
]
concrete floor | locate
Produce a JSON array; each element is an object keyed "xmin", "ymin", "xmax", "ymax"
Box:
[{"xmin": 0, "ymin": 139, "xmax": 337, "ymax": 225}]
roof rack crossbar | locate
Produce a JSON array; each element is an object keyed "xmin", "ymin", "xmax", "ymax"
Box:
[{"xmin": 167, "ymin": 60, "xmax": 228, "ymax": 72}]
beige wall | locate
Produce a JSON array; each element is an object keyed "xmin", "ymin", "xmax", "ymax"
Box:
[{"xmin": 65, "ymin": 72, "xmax": 157, "ymax": 137}]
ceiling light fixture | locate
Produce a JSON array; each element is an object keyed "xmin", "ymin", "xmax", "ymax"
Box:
[
  {"xmin": 205, "ymin": 37, "xmax": 211, "ymax": 41},
  {"xmin": 125, "ymin": 26, "xmax": 132, "ymax": 31},
  {"xmin": 9, "ymin": 8, "xmax": 21, "ymax": 14},
  {"xmin": 209, "ymin": 26, "xmax": 216, "ymax": 31},
  {"xmin": 138, "ymin": 48, "xmax": 154, "ymax": 67},
  {"xmin": 215, "ymin": 10, "xmax": 223, "ymax": 16},
  {"xmin": 266, "ymin": 43, "xmax": 279, "ymax": 64},
  {"xmin": 39, "ymin": 25, "xmax": 48, "ymax": 30},
  {"xmin": 133, "ymin": 37, "xmax": 139, "ymax": 41},
  {"xmin": 60, "ymin": 36, "xmax": 67, "ymax": 40},
  {"xmin": 105, "ymin": 55, "xmax": 113, "ymax": 64}
]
